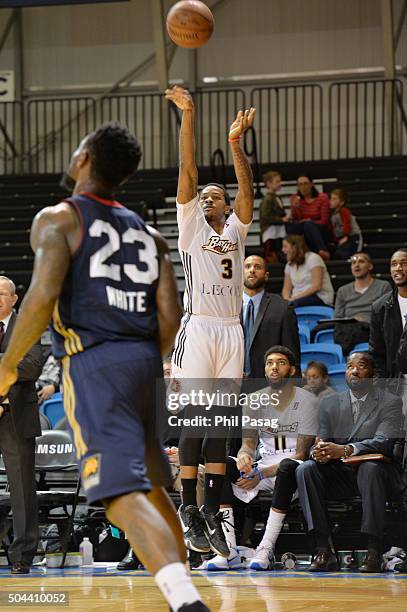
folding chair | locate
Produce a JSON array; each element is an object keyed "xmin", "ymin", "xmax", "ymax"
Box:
[
  {"xmin": 34, "ymin": 430, "xmax": 84, "ymax": 568},
  {"xmin": 298, "ymin": 323, "xmax": 310, "ymax": 345}
]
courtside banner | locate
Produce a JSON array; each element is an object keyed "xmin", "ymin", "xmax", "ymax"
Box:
[{"xmin": 0, "ymin": 1, "xmax": 129, "ymax": 8}]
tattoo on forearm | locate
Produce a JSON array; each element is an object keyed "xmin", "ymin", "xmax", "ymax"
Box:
[{"xmin": 231, "ymin": 143, "xmax": 253, "ymax": 193}]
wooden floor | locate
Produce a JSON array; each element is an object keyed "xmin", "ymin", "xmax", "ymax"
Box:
[{"xmin": 0, "ymin": 565, "xmax": 406, "ymax": 611}]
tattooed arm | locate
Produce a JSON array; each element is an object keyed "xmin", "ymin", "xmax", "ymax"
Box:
[
  {"xmin": 165, "ymin": 85, "xmax": 198, "ymax": 205},
  {"xmin": 229, "ymin": 108, "xmax": 256, "ymax": 224}
]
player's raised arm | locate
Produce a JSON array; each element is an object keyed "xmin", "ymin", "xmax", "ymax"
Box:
[
  {"xmin": 229, "ymin": 108, "xmax": 256, "ymax": 224},
  {"xmin": 147, "ymin": 226, "xmax": 183, "ymax": 356},
  {"xmin": 0, "ymin": 205, "xmax": 75, "ymax": 397},
  {"xmin": 165, "ymin": 85, "xmax": 198, "ymax": 205}
]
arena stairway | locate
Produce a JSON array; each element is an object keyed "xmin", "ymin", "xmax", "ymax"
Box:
[{"xmin": 0, "ymin": 156, "xmax": 406, "ymax": 294}]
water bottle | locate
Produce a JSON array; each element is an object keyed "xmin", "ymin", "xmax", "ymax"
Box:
[
  {"xmin": 281, "ymin": 552, "xmax": 296, "ymax": 570},
  {"xmin": 79, "ymin": 537, "xmax": 93, "ymax": 566}
]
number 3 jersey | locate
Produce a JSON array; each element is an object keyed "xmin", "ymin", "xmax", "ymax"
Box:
[
  {"xmin": 177, "ymin": 195, "xmax": 251, "ymax": 318},
  {"xmin": 51, "ymin": 192, "xmax": 159, "ymax": 359}
]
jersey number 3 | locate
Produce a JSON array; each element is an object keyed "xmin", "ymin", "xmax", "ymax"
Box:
[
  {"xmin": 88, "ymin": 219, "xmax": 158, "ymax": 284},
  {"xmin": 221, "ymin": 258, "xmax": 233, "ymax": 279}
]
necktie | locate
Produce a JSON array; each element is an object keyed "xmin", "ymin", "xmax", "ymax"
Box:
[
  {"xmin": 244, "ymin": 299, "xmax": 255, "ymax": 375},
  {"xmin": 0, "ymin": 322, "xmax": 4, "ymax": 347},
  {"xmin": 352, "ymin": 399, "xmax": 361, "ymax": 423}
]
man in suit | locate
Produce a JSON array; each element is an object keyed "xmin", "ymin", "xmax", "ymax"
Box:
[
  {"xmin": 243, "ymin": 255, "xmax": 301, "ymax": 388},
  {"xmin": 0, "ymin": 276, "xmax": 43, "ymax": 573},
  {"xmin": 296, "ymin": 352, "xmax": 404, "ymax": 572}
]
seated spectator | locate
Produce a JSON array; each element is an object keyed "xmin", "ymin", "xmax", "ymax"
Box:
[
  {"xmin": 282, "ymin": 235, "xmax": 334, "ymax": 308},
  {"xmin": 303, "ymin": 361, "xmax": 337, "ymax": 401},
  {"xmin": 335, "ymin": 253, "xmax": 391, "ymax": 353},
  {"xmin": 287, "ymin": 175, "xmax": 331, "ymax": 260},
  {"xmin": 36, "ymin": 353, "xmax": 61, "ymax": 404},
  {"xmin": 259, "ymin": 171, "xmax": 289, "ymax": 263},
  {"xmin": 330, "ymin": 188, "xmax": 362, "ymax": 259},
  {"xmin": 206, "ymin": 346, "xmax": 318, "ymax": 571},
  {"xmin": 296, "ymin": 352, "xmax": 404, "ymax": 573}
]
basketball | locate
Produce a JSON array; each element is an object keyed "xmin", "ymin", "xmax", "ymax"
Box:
[{"xmin": 166, "ymin": 1, "xmax": 214, "ymax": 49}]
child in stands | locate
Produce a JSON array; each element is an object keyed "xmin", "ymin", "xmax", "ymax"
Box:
[
  {"xmin": 303, "ymin": 361, "xmax": 337, "ymax": 401},
  {"xmin": 259, "ymin": 171, "xmax": 289, "ymax": 263},
  {"xmin": 330, "ymin": 188, "xmax": 362, "ymax": 259}
]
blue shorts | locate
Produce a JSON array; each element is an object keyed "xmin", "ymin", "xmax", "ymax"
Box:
[{"xmin": 61, "ymin": 340, "xmax": 172, "ymax": 504}]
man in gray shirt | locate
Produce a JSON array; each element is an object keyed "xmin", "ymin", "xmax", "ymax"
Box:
[
  {"xmin": 335, "ymin": 253, "xmax": 391, "ymax": 323},
  {"xmin": 333, "ymin": 253, "xmax": 391, "ymax": 354}
]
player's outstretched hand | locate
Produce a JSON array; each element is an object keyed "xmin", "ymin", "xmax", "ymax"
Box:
[
  {"xmin": 228, "ymin": 107, "xmax": 256, "ymax": 141},
  {"xmin": 165, "ymin": 85, "xmax": 194, "ymax": 111}
]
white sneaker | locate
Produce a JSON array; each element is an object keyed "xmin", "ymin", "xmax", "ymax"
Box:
[
  {"xmin": 207, "ymin": 547, "xmax": 243, "ymax": 571},
  {"xmin": 248, "ymin": 545, "xmax": 275, "ymax": 571}
]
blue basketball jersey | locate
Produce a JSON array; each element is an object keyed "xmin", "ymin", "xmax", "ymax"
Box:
[{"xmin": 51, "ymin": 192, "xmax": 159, "ymax": 358}]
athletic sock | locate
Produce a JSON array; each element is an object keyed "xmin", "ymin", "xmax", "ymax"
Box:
[
  {"xmin": 258, "ymin": 509, "xmax": 285, "ymax": 551},
  {"xmin": 181, "ymin": 478, "xmax": 198, "ymax": 508},
  {"xmin": 220, "ymin": 507, "xmax": 237, "ymax": 551},
  {"xmin": 155, "ymin": 562, "xmax": 201, "ymax": 611},
  {"xmin": 203, "ymin": 473, "xmax": 224, "ymax": 514}
]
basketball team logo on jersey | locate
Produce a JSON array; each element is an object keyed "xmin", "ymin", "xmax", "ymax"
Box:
[{"xmin": 202, "ymin": 236, "xmax": 238, "ymax": 255}]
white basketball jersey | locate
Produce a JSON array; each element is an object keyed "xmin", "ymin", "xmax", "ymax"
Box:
[{"xmin": 177, "ymin": 195, "xmax": 251, "ymax": 318}]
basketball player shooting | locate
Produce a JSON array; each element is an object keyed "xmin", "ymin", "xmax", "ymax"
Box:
[
  {"xmin": 0, "ymin": 123, "xmax": 210, "ymax": 612},
  {"xmin": 165, "ymin": 85, "xmax": 255, "ymax": 558}
]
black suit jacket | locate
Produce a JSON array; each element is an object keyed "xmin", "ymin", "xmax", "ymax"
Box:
[
  {"xmin": 369, "ymin": 288, "xmax": 401, "ymax": 379},
  {"xmin": 318, "ymin": 386, "xmax": 404, "ymax": 461},
  {"xmin": 1, "ymin": 312, "xmax": 44, "ymax": 439},
  {"xmin": 245, "ymin": 292, "xmax": 301, "ymax": 387}
]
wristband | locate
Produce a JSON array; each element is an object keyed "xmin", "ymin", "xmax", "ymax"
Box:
[
  {"xmin": 257, "ymin": 468, "xmax": 264, "ymax": 480},
  {"xmin": 228, "ymin": 137, "xmax": 240, "ymax": 143}
]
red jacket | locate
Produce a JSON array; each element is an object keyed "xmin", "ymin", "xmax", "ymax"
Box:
[{"xmin": 290, "ymin": 192, "xmax": 330, "ymax": 226}]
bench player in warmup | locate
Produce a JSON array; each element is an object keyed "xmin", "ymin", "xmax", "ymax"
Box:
[
  {"xmin": 165, "ymin": 85, "xmax": 255, "ymax": 557},
  {"xmin": 0, "ymin": 123, "xmax": 210, "ymax": 612}
]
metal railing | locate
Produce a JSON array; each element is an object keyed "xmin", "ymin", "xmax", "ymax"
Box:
[
  {"xmin": 328, "ymin": 79, "xmax": 406, "ymax": 158},
  {"xmin": 251, "ymin": 84, "xmax": 324, "ymax": 162},
  {"xmin": 1, "ymin": 78, "xmax": 407, "ymax": 175}
]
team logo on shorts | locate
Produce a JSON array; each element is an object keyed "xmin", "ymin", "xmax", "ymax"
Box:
[
  {"xmin": 82, "ymin": 453, "xmax": 101, "ymax": 491},
  {"xmin": 202, "ymin": 236, "xmax": 238, "ymax": 255}
]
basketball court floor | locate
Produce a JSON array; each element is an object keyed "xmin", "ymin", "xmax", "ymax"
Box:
[{"xmin": 0, "ymin": 565, "xmax": 405, "ymax": 611}]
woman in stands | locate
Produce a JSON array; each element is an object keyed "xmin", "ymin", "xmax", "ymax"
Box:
[
  {"xmin": 281, "ymin": 234, "xmax": 334, "ymax": 308},
  {"xmin": 287, "ymin": 175, "xmax": 331, "ymax": 260}
]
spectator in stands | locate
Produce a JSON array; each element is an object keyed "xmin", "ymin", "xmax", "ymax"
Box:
[
  {"xmin": 206, "ymin": 346, "xmax": 318, "ymax": 571},
  {"xmin": 259, "ymin": 171, "xmax": 289, "ymax": 263},
  {"xmin": 333, "ymin": 253, "xmax": 391, "ymax": 354},
  {"xmin": 282, "ymin": 235, "xmax": 334, "ymax": 308},
  {"xmin": 0, "ymin": 275, "xmax": 43, "ymax": 574},
  {"xmin": 296, "ymin": 352, "xmax": 404, "ymax": 572},
  {"xmin": 36, "ymin": 353, "xmax": 61, "ymax": 404},
  {"xmin": 330, "ymin": 188, "xmax": 362, "ymax": 259},
  {"xmin": 303, "ymin": 361, "xmax": 336, "ymax": 401},
  {"xmin": 370, "ymin": 248, "xmax": 407, "ymax": 380},
  {"xmin": 287, "ymin": 175, "xmax": 331, "ymax": 260}
]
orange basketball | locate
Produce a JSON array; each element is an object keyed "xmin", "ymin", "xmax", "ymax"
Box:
[{"xmin": 166, "ymin": 1, "xmax": 214, "ymax": 49}]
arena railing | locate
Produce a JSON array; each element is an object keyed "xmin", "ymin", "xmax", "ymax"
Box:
[{"xmin": 1, "ymin": 78, "xmax": 407, "ymax": 176}]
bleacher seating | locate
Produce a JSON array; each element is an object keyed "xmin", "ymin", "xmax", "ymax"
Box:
[
  {"xmin": 327, "ymin": 364, "xmax": 348, "ymax": 392},
  {"xmin": 298, "ymin": 324, "xmax": 311, "ymax": 345},
  {"xmin": 294, "ymin": 306, "xmax": 334, "ymax": 332},
  {"xmin": 314, "ymin": 328, "xmax": 335, "ymax": 344},
  {"xmin": 300, "ymin": 343, "xmax": 343, "ymax": 372},
  {"xmin": 40, "ymin": 393, "xmax": 64, "ymax": 428}
]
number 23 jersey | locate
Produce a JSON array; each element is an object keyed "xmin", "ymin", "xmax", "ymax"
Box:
[
  {"xmin": 177, "ymin": 195, "xmax": 251, "ymax": 318},
  {"xmin": 51, "ymin": 192, "xmax": 159, "ymax": 359}
]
